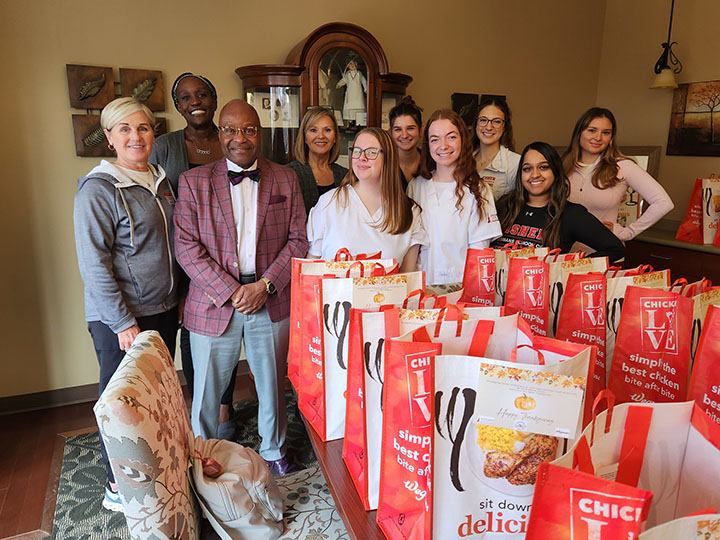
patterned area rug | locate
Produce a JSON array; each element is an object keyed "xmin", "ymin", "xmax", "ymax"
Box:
[{"xmin": 49, "ymin": 394, "xmax": 348, "ymax": 539}]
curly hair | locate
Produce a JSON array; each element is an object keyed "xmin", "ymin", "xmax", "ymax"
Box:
[
  {"xmin": 419, "ymin": 108, "xmax": 489, "ymax": 221},
  {"xmin": 497, "ymin": 141, "xmax": 570, "ymax": 249}
]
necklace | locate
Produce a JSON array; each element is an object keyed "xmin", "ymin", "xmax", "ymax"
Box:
[{"xmin": 186, "ymin": 130, "xmax": 215, "ymax": 155}]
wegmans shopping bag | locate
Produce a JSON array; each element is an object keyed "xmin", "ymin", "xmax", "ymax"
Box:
[
  {"xmin": 494, "ymin": 246, "xmax": 549, "ymax": 307},
  {"xmin": 675, "ymin": 178, "xmax": 704, "ymax": 244},
  {"xmin": 702, "ymin": 175, "xmax": 720, "ymax": 244},
  {"xmin": 555, "ymin": 272, "xmax": 607, "ymax": 402},
  {"xmin": 548, "ymin": 256, "xmax": 608, "ymax": 338},
  {"xmin": 431, "ymin": 344, "xmax": 592, "ymax": 540},
  {"xmin": 377, "ymin": 314, "xmax": 533, "ymax": 540},
  {"xmin": 505, "ymin": 257, "xmax": 549, "ymax": 336},
  {"xmin": 608, "ymin": 286, "xmax": 693, "ymax": 404},
  {"xmin": 289, "ymin": 255, "xmax": 392, "ymax": 388},
  {"xmin": 605, "ymin": 269, "xmax": 670, "ymax": 371},
  {"xmin": 553, "ymin": 400, "xmax": 720, "ymax": 528},
  {"xmin": 688, "ymin": 305, "xmax": 720, "ymax": 425},
  {"xmin": 302, "ymin": 269, "xmax": 424, "ymax": 441},
  {"xmin": 343, "ymin": 303, "xmax": 503, "ymax": 510},
  {"xmin": 689, "ymin": 286, "xmax": 720, "ymax": 362},
  {"xmin": 461, "ymin": 248, "xmax": 496, "ymax": 306},
  {"xmin": 525, "ymin": 462, "xmax": 653, "ymax": 540},
  {"xmin": 377, "ymin": 318, "xmax": 593, "ymax": 540}
]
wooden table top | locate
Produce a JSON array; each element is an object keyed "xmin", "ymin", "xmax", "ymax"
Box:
[{"xmin": 302, "ymin": 417, "xmax": 386, "ymax": 540}]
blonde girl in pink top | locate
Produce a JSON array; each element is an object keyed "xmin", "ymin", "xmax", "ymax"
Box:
[{"xmin": 562, "ymin": 107, "xmax": 673, "ymax": 241}]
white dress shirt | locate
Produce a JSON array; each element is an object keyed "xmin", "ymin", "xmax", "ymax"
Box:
[{"xmin": 227, "ymin": 159, "xmax": 258, "ymax": 274}]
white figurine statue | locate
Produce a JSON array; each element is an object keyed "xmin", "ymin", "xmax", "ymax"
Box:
[{"xmin": 336, "ymin": 60, "xmax": 367, "ymax": 124}]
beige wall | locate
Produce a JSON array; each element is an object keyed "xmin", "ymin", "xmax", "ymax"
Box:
[
  {"xmin": 596, "ymin": 0, "xmax": 720, "ymax": 220},
  {"xmin": 0, "ymin": 0, "xmax": 609, "ymax": 397}
]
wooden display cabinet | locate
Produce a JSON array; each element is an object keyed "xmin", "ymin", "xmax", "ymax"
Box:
[{"xmin": 236, "ymin": 23, "xmax": 412, "ymax": 164}]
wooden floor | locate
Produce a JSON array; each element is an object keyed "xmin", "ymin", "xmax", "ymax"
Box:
[{"xmin": 0, "ymin": 374, "xmax": 256, "ymax": 540}]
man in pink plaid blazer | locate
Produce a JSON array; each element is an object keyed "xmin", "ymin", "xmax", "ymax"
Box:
[{"xmin": 174, "ymin": 99, "xmax": 308, "ymax": 476}]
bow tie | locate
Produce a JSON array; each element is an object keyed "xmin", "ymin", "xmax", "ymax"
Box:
[{"xmin": 228, "ymin": 168, "xmax": 260, "ymax": 185}]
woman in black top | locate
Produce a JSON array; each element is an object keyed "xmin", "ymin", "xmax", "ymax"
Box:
[
  {"xmin": 493, "ymin": 141, "xmax": 625, "ymax": 264},
  {"xmin": 286, "ymin": 107, "xmax": 347, "ymax": 213}
]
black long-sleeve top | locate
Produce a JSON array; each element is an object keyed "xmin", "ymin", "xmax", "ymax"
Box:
[{"xmin": 491, "ymin": 202, "xmax": 626, "ymax": 264}]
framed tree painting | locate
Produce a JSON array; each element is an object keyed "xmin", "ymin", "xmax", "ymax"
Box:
[{"xmin": 667, "ymin": 80, "xmax": 720, "ymax": 156}]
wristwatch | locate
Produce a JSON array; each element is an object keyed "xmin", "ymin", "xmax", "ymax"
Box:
[{"xmin": 261, "ymin": 277, "xmax": 277, "ymax": 295}]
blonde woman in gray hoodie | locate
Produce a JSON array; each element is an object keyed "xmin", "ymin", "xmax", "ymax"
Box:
[{"xmin": 73, "ymin": 97, "xmax": 179, "ymax": 513}]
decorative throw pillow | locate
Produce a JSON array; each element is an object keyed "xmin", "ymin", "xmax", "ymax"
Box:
[{"xmin": 190, "ymin": 436, "xmax": 283, "ymax": 540}]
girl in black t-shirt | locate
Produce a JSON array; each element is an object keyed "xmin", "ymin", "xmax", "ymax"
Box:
[{"xmin": 493, "ymin": 141, "xmax": 625, "ymax": 264}]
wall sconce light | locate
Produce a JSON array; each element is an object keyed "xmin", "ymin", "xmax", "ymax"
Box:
[{"xmin": 651, "ymin": 0, "xmax": 682, "ymax": 89}]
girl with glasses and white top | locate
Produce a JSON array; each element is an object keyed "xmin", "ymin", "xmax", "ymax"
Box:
[
  {"xmin": 306, "ymin": 127, "xmax": 427, "ymax": 271},
  {"xmin": 473, "ymin": 96, "xmax": 521, "ymax": 200},
  {"xmin": 407, "ymin": 109, "xmax": 502, "ymax": 285}
]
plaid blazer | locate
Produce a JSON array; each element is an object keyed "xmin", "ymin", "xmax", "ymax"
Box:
[{"xmin": 174, "ymin": 158, "xmax": 308, "ymax": 337}]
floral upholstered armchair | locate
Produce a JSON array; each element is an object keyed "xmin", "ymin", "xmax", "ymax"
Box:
[{"xmin": 94, "ymin": 330, "xmax": 201, "ymax": 540}]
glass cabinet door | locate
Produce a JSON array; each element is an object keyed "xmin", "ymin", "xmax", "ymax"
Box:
[{"xmin": 246, "ymin": 86, "xmax": 300, "ymax": 163}]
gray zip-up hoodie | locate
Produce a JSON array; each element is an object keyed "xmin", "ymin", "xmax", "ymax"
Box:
[{"xmin": 73, "ymin": 160, "xmax": 179, "ymax": 333}]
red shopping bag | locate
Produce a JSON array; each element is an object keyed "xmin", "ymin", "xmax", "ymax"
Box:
[
  {"xmin": 505, "ymin": 257, "xmax": 550, "ymax": 336},
  {"xmin": 460, "ymin": 248, "xmax": 495, "ymax": 306},
  {"xmin": 688, "ymin": 305, "xmax": 720, "ymax": 424},
  {"xmin": 377, "ymin": 314, "xmax": 499, "ymax": 540},
  {"xmin": 431, "ymin": 342, "xmax": 593, "ymax": 540},
  {"xmin": 608, "ymin": 286, "xmax": 693, "ymax": 404},
  {"xmin": 525, "ymin": 462, "xmax": 653, "ymax": 540},
  {"xmin": 556, "ymin": 272, "xmax": 607, "ymax": 402},
  {"xmin": 343, "ymin": 299, "xmax": 504, "ymax": 510},
  {"xmin": 554, "ymin": 399, "xmax": 720, "ymax": 528},
  {"xmin": 289, "ymin": 251, "xmax": 385, "ymax": 388},
  {"xmin": 675, "ymin": 178, "xmax": 704, "ymax": 244}
]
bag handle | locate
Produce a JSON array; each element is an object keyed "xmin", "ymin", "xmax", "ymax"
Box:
[
  {"xmin": 467, "ymin": 319, "xmax": 495, "ymax": 357},
  {"xmin": 501, "ymin": 241, "xmax": 520, "ymax": 250},
  {"xmin": 545, "ymin": 248, "xmax": 562, "ymax": 262},
  {"xmin": 509, "ymin": 344, "xmax": 546, "ymax": 365},
  {"xmin": 433, "ymin": 305, "xmax": 464, "ymax": 338},
  {"xmin": 345, "ymin": 261, "xmax": 387, "ymax": 278},
  {"xmin": 334, "ymin": 248, "xmax": 353, "ymax": 261},
  {"xmin": 636, "ymin": 264, "xmax": 654, "ymax": 275},
  {"xmin": 345, "ymin": 261, "xmax": 364, "ymax": 277},
  {"xmin": 700, "ymin": 278, "xmax": 714, "ymax": 293},
  {"xmin": 402, "ymin": 289, "xmax": 425, "ymax": 309},
  {"xmin": 589, "ymin": 389, "xmax": 616, "ymax": 446},
  {"xmin": 572, "ymin": 436, "xmax": 596, "ymax": 475},
  {"xmin": 615, "ymin": 405, "xmax": 653, "ymax": 487},
  {"xmin": 670, "ymin": 277, "xmax": 688, "ymax": 295}
]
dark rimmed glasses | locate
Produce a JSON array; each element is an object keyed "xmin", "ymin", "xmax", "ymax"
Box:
[
  {"xmin": 350, "ymin": 147, "xmax": 382, "ymax": 160},
  {"xmin": 477, "ymin": 117, "xmax": 506, "ymax": 128}
]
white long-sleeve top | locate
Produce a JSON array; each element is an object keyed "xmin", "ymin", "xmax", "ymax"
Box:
[{"xmin": 567, "ymin": 158, "xmax": 674, "ymax": 241}]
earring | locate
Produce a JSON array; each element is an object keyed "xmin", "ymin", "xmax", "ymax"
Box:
[{"xmin": 108, "ymin": 143, "xmax": 114, "ymax": 151}]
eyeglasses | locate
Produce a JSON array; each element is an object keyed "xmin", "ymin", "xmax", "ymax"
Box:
[
  {"xmin": 351, "ymin": 147, "xmax": 382, "ymax": 160},
  {"xmin": 477, "ymin": 117, "xmax": 505, "ymax": 128},
  {"xmin": 219, "ymin": 125, "xmax": 259, "ymax": 138}
]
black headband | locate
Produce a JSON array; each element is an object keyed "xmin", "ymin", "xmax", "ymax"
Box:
[{"xmin": 171, "ymin": 72, "xmax": 218, "ymax": 108}]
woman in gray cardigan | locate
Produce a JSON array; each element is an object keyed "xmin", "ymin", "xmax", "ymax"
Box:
[{"xmin": 286, "ymin": 107, "xmax": 347, "ymax": 213}]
